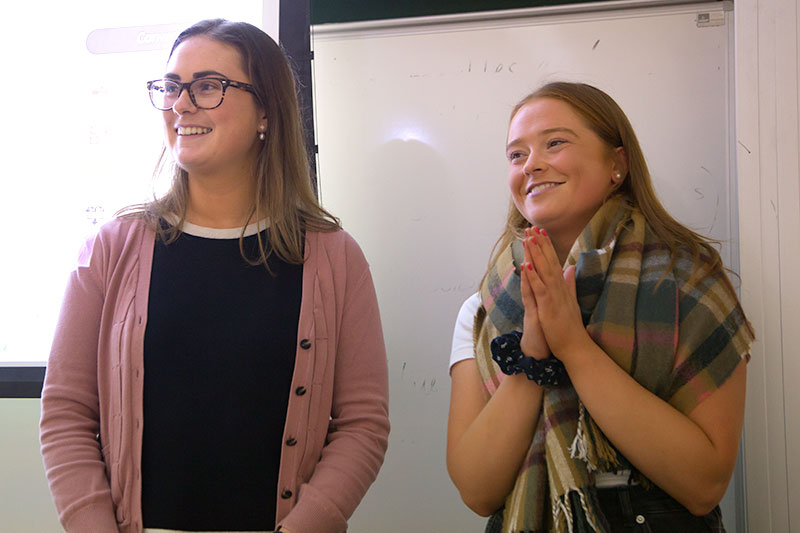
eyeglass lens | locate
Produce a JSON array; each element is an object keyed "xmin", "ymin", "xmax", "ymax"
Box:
[{"xmin": 149, "ymin": 78, "xmax": 225, "ymax": 110}]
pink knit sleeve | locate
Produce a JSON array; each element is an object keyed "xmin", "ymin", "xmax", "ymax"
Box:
[{"xmin": 40, "ymin": 231, "xmax": 119, "ymax": 532}]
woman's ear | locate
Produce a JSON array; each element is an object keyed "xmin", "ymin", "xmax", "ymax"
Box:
[{"xmin": 611, "ymin": 146, "xmax": 628, "ymax": 183}]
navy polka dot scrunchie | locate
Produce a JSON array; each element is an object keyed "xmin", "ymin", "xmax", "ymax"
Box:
[{"xmin": 490, "ymin": 331, "xmax": 569, "ymax": 386}]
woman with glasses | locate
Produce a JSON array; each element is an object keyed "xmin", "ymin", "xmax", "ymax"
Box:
[
  {"xmin": 40, "ymin": 19, "xmax": 390, "ymax": 533},
  {"xmin": 446, "ymin": 82, "xmax": 753, "ymax": 532}
]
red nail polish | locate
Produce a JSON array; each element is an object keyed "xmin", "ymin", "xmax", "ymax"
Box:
[
  {"xmin": 534, "ymin": 226, "xmax": 541, "ymax": 234},
  {"xmin": 527, "ymin": 263, "xmax": 533, "ymax": 270},
  {"xmin": 532, "ymin": 237, "xmax": 537, "ymax": 245},
  {"xmin": 541, "ymin": 228, "xmax": 547, "ymax": 237}
]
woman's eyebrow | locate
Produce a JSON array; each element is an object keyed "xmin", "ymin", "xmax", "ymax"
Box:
[
  {"xmin": 540, "ymin": 127, "xmax": 578, "ymax": 136},
  {"xmin": 192, "ymin": 70, "xmax": 226, "ymax": 79},
  {"xmin": 162, "ymin": 70, "xmax": 227, "ymax": 81},
  {"xmin": 506, "ymin": 127, "xmax": 578, "ymax": 150}
]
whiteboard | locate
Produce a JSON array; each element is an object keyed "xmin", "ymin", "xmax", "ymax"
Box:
[{"xmin": 312, "ymin": 2, "xmax": 735, "ymax": 530}]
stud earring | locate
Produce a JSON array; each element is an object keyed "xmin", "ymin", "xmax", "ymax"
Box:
[
  {"xmin": 258, "ymin": 126, "xmax": 266, "ymax": 141},
  {"xmin": 615, "ymin": 172, "xmax": 622, "ymax": 181}
]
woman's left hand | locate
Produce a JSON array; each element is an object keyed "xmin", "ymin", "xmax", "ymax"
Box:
[{"xmin": 522, "ymin": 227, "xmax": 589, "ymax": 361}]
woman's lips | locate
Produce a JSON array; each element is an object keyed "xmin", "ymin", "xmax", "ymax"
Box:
[
  {"xmin": 176, "ymin": 126, "xmax": 212, "ymax": 136},
  {"xmin": 527, "ymin": 181, "xmax": 563, "ymax": 196}
]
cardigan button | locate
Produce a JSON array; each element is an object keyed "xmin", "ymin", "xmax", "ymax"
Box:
[
  {"xmin": 635, "ymin": 515, "xmax": 646, "ymax": 524},
  {"xmin": 285, "ymin": 437, "xmax": 298, "ymax": 446},
  {"xmin": 295, "ymin": 386, "xmax": 307, "ymax": 396},
  {"xmin": 281, "ymin": 489, "xmax": 293, "ymax": 499},
  {"xmin": 299, "ymin": 338, "xmax": 312, "ymax": 349}
]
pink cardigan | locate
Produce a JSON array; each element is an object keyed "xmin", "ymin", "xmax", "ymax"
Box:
[{"xmin": 40, "ymin": 217, "xmax": 390, "ymax": 533}]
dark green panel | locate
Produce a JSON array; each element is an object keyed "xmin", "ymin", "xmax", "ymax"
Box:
[{"xmin": 310, "ymin": 0, "xmax": 605, "ymax": 25}]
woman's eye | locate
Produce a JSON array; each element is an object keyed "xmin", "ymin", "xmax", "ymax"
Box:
[
  {"xmin": 508, "ymin": 152, "xmax": 523, "ymax": 161},
  {"xmin": 196, "ymin": 81, "xmax": 218, "ymax": 93},
  {"xmin": 547, "ymin": 139, "xmax": 566, "ymax": 148}
]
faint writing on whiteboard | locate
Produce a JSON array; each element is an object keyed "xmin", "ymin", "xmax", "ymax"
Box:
[
  {"xmin": 467, "ymin": 60, "xmax": 517, "ymax": 74},
  {"xmin": 85, "ymin": 206, "xmax": 105, "ymax": 225},
  {"xmin": 399, "ymin": 362, "xmax": 439, "ymax": 395},
  {"xmin": 433, "ymin": 282, "xmax": 477, "ymax": 294}
]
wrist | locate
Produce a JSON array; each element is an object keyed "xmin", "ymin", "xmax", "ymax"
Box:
[
  {"xmin": 520, "ymin": 338, "xmax": 550, "ymax": 360},
  {"xmin": 552, "ymin": 330, "xmax": 594, "ymax": 369}
]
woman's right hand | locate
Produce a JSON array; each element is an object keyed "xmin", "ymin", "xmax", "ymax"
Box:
[{"xmin": 519, "ymin": 228, "xmax": 549, "ymax": 360}]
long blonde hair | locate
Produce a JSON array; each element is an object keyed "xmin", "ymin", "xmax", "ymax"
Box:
[
  {"xmin": 485, "ymin": 81, "xmax": 723, "ymax": 279},
  {"xmin": 121, "ymin": 19, "xmax": 340, "ymax": 269}
]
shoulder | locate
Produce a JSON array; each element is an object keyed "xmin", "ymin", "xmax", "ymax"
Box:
[
  {"xmin": 670, "ymin": 246, "xmax": 731, "ymax": 300},
  {"xmin": 309, "ymin": 228, "xmax": 361, "ymax": 250},
  {"xmin": 637, "ymin": 222, "xmax": 751, "ymax": 339},
  {"xmin": 458, "ymin": 292, "xmax": 482, "ymax": 321},
  {"xmin": 307, "ymin": 229, "xmax": 369, "ymax": 269},
  {"xmin": 97, "ymin": 215, "xmax": 151, "ymax": 244},
  {"xmin": 670, "ymin": 247, "xmax": 753, "ymax": 356},
  {"xmin": 77, "ymin": 216, "xmax": 153, "ymax": 270}
]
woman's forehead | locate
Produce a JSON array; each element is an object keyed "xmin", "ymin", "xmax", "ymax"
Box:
[
  {"xmin": 166, "ymin": 36, "xmax": 247, "ymax": 80},
  {"xmin": 509, "ymin": 99, "xmax": 585, "ymax": 136}
]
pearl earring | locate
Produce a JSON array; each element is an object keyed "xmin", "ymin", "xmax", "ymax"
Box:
[
  {"xmin": 258, "ymin": 126, "xmax": 266, "ymax": 141},
  {"xmin": 615, "ymin": 172, "xmax": 622, "ymax": 181}
]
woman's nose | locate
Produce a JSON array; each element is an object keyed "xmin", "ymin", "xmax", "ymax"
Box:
[
  {"xmin": 523, "ymin": 152, "xmax": 544, "ymax": 175},
  {"xmin": 171, "ymin": 87, "xmax": 196, "ymax": 115}
]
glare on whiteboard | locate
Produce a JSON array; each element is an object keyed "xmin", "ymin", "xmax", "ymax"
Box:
[{"xmin": 0, "ymin": 3, "xmax": 263, "ymax": 366}]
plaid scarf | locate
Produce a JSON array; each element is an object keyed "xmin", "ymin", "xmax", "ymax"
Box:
[{"xmin": 474, "ymin": 195, "xmax": 754, "ymax": 533}]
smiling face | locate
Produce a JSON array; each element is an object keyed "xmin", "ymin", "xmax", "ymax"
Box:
[
  {"xmin": 506, "ymin": 97, "xmax": 626, "ymax": 246},
  {"xmin": 162, "ymin": 36, "xmax": 265, "ymax": 179}
]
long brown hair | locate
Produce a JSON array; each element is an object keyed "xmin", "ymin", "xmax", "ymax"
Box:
[
  {"xmin": 121, "ymin": 19, "xmax": 340, "ymax": 268},
  {"xmin": 486, "ymin": 81, "xmax": 723, "ymax": 279}
]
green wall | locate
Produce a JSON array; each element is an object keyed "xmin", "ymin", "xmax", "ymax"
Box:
[{"xmin": 310, "ymin": 0, "xmax": 605, "ymax": 24}]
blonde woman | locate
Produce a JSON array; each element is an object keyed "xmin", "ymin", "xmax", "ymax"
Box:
[{"xmin": 447, "ymin": 82, "xmax": 752, "ymax": 532}]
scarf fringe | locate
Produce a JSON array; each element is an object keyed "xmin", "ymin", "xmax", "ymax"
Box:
[
  {"xmin": 552, "ymin": 488, "xmax": 606, "ymax": 533},
  {"xmin": 570, "ymin": 403, "xmax": 620, "ymax": 473},
  {"xmin": 588, "ymin": 415, "xmax": 620, "ymax": 472},
  {"xmin": 552, "ymin": 495, "xmax": 574, "ymax": 533},
  {"xmin": 569, "ymin": 403, "xmax": 590, "ymax": 467}
]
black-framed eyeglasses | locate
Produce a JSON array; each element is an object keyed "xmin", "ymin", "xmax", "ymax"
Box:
[{"xmin": 146, "ymin": 76, "xmax": 258, "ymax": 111}]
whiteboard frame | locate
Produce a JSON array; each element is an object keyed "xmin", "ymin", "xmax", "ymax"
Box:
[{"xmin": 312, "ymin": 0, "xmax": 730, "ymax": 37}]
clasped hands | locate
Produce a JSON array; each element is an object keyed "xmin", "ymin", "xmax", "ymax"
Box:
[{"xmin": 518, "ymin": 226, "xmax": 587, "ymax": 366}]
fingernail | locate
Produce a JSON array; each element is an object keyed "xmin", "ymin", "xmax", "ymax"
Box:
[
  {"xmin": 541, "ymin": 228, "xmax": 547, "ymax": 237},
  {"xmin": 527, "ymin": 263, "xmax": 533, "ymax": 270},
  {"xmin": 534, "ymin": 226, "xmax": 541, "ymax": 234},
  {"xmin": 532, "ymin": 237, "xmax": 537, "ymax": 245}
]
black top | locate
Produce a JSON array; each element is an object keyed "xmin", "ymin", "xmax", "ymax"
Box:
[{"xmin": 141, "ymin": 222, "xmax": 303, "ymax": 531}]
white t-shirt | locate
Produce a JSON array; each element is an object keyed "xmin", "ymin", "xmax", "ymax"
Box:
[{"xmin": 449, "ymin": 292, "xmax": 481, "ymax": 370}]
